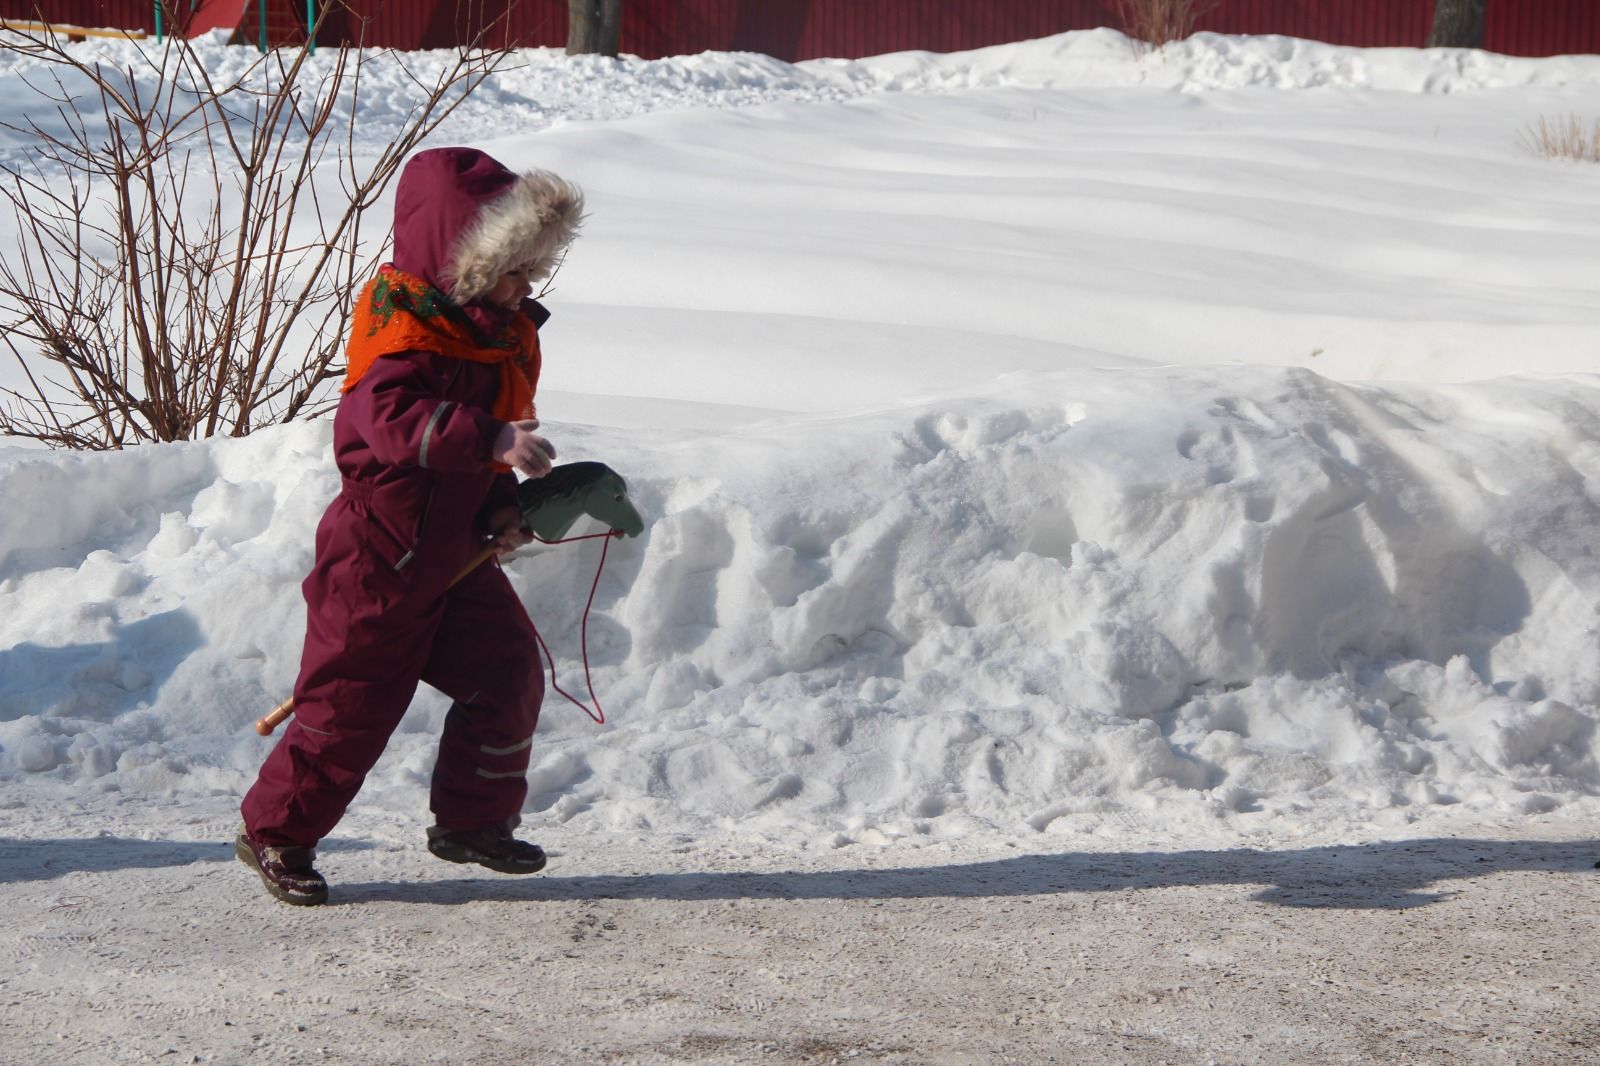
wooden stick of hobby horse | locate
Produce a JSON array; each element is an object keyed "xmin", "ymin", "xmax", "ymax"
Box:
[{"xmin": 253, "ymin": 542, "xmax": 503, "ymax": 736}]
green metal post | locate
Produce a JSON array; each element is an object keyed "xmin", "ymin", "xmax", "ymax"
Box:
[
  {"xmin": 258, "ymin": 0, "xmax": 266, "ymax": 52},
  {"xmin": 153, "ymin": 1, "xmax": 163, "ymax": 41},
  {"xmin": 306, "ymin": 0, "xmax": 314, "ymax": 53}
]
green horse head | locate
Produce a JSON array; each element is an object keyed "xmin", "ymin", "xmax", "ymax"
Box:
[{"xmin": 515, "ymin": 461, "xmax": 645, "ymax": 542}]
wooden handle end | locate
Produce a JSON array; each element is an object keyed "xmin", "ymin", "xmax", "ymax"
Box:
[{"xmin": 256, "ymin": 697, "xmax": 295, "ymax": 736}]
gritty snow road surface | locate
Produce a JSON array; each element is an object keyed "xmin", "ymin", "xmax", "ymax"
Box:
[{"xmin": 2, "ymin": 798, "xmax": 1596, "ymax": 1065}]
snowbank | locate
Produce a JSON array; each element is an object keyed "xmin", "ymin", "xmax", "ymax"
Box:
[
  {"xmin": 0, "ymin": 28, "xmax": 1597, "ymax": 848},
  {"xmin": 2, "ymin": 365, "xmax": 1596, "ymax": 844},
  {"xmin": 4, "ymin": 27, "xmax": 1600, "ymax": 157}
]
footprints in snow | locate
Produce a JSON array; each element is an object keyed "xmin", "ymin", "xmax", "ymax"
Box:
[
  {"xmin": 907, "ymin": 402, "xmax": 1087, "ymax": 463},
  {"xmin": 1177, "ymin": 397, "xmax": 1276, "ymax": 488},
  {"xmin": 1176, "ymin": 394, "xmax": 1374, "ymax": 527}
]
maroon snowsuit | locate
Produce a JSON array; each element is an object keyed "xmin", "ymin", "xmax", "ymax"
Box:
[{"xmin": 242, "ymin": 152, "xmax": 551, "ymax": 849}]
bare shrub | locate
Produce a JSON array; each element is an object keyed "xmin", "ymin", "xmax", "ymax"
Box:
[
  {"xmin": 1520, "ymin": 115, "xmax": 1600, "ymax": 163},
  {"xmin": 1114, "ymin": 0, "xmax": 1217, "ymax": 54},
  {"xmin": 0, "ymin": 14, "xmax": 515, "ymax": 449}
]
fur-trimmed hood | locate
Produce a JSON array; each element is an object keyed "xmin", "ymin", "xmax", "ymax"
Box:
[
  {"xmin": 390, "ymin": 147, "xmax": 585, "ymax": 307},
  {"xmin": 446, "ymin": 169, "xmax": 585, "ymax": 303}
]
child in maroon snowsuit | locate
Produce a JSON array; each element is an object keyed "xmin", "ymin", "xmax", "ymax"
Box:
[{"xmin": 237, "ymin": 147, "xmax": 585, "ymax": 905}]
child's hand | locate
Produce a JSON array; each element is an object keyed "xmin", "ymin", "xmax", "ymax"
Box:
[
  {"xmin": 492, "ymin": 418, "xmax": 557, "ymax": 478},
  {"xmin": 486, "ymin": 506, "xmax": 534, "ymax": 552}
]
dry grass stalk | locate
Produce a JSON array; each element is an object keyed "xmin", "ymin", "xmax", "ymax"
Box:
[
  {"xmin": 1114, "ymin": 0, "xmax": 1218, "ymax": 53},
  {"xmin": 1520, "ymin": 115, "xmax": 1600, "ymax": 163}
]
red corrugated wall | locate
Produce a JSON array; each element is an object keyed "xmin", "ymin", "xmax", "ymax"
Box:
[
  {"xmin": 625, "ymin": 0, "xmax": 1122, "ymax": 59},
  {"xmin": 1485, "ymin": 0, "xmax": 1600, "ymax": 57},
  {"xmin": 314, "ymin": 0, "xmax": 567, "ymax": 51},
  {"xmin": 0, "ymin": 0, "xmax": 154, "ymax": 31},
  {"xmin": 1, "ymin": 1, "xmax": 1596, "ymax": 58},
  {"xmin": 621, "ymin": 0, "xmax": 1597, "ymax": 59},
  {"xmin": 1202, "ymin": 0, "xmax": 1433, "ymax": 48},
  {"xmin": 0, "ymin": 0, "xmax": 254, "ymax": 35}
]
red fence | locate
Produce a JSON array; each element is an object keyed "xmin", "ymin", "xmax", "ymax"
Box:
[
  {"xmin": 627, "ymin": 0, "xmax": 1599, "ymax": 59},
  {"xmin": 1484, "ymin": 1, "xmax": 1600, "ymax": 56},
  {"xmin": 2, "ymin": 1, "xmax": 1597, "ymax": 58}
]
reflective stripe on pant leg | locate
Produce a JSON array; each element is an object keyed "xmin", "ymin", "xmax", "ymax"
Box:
[
  {"xmin": 431, "ymin": 699, "xmax": 540, "ymax": 827},
  {"xmin": 421, "ymin": 562, "xmax": 544, "ymax": 830},
  {"xmin": 243, "ymin": 524, "xmax": 443, "ymax": 848},
  {"xmin": 241, "ymin": 673, "xmax": 421, "ymax": 846}
]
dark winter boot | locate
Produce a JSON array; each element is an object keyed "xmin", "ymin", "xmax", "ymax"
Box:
[
  {"xmin": 426, "ymin": 819, "xmax": 547, "ymax": 874},
  {"xmin": 235, "ymin": 826, "xmax": 329, "ymax": 906}
]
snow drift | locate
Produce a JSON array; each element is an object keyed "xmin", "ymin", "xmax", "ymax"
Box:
[
  {"xmin": 2, "ymin": 364, "xmax": 1597, "ymax": 845},
  {"xmin": 1, "ymin": 28, "xmax": 1598, "ymax": 847}
]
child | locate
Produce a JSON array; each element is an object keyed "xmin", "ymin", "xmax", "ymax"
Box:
[{"xmin": 236, "ymin": 147, "xmax": 585, "ymax": 905}]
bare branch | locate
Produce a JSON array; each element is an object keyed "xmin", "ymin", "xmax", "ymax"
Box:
[{"xmin": 0, "ymin": 7, "xmax": 519, "ymax": 448}]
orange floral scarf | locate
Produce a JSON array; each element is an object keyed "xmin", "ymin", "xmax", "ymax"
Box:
[{"xmin": 342, "ymin": 266, "xmax": 540, "ymax": 432}]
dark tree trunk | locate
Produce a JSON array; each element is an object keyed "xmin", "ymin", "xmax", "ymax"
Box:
[
  {"xmin": 567, "ymin": 0, "xmax": 596, "ymax": 54},
  {"xmin": 598, "ymin": 0, "xmax": 622, "ymax": 56},
  {"xmin": 568, "ymin": 0, "xmax": 622, "ymax": 56},
  {"xmin": 1427, "ymin": 0, "xmax": 1487, "ymax": 48}
]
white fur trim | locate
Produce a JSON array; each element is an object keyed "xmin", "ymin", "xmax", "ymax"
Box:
[{"xmin": 445, "ymin": 170, "xmax": 585, "ymax": 304}]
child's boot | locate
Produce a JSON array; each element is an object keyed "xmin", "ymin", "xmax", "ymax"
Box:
[
  {"xmin": 426, "ymin": 819, "xmax": 546, "ymax": 874},
  {"xmin": 235, "ymin": 825, "xmax": 329, "ymax": 905}
]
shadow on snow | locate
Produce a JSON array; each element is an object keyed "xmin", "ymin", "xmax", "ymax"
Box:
[
  {"xmin": 336, "ymin": 837, "xmax": 1598, "ymax": 911},
  {"xmin": 1, "ymin": 834, "xmax": 1591, "ymax": 910},
  {"xmin": 0, "ymin": 608, "xmax": 204, "ymax": 723},
  {"xmin": 0, "ymin": 833, "xmax": 373, "ymax": 884}
]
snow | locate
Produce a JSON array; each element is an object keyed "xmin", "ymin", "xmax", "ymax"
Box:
[{"xmin": 1, "ymin": 27, "xmax": 1598, "ymax": 1065}]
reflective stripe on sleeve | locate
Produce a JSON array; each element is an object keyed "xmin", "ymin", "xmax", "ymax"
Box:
[{"xmin": 419, "ymin": 401, "xmax": 455, "ymax": 469}]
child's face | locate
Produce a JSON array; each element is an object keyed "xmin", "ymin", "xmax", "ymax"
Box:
[{"xmin": 484, "ymin": 265, "xmax": 534, "ymax": 309}]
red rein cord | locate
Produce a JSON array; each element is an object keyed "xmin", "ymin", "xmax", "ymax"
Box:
[{"xmin": 522, "ymin": 529, "xmax": 621, "ymax": 725}]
